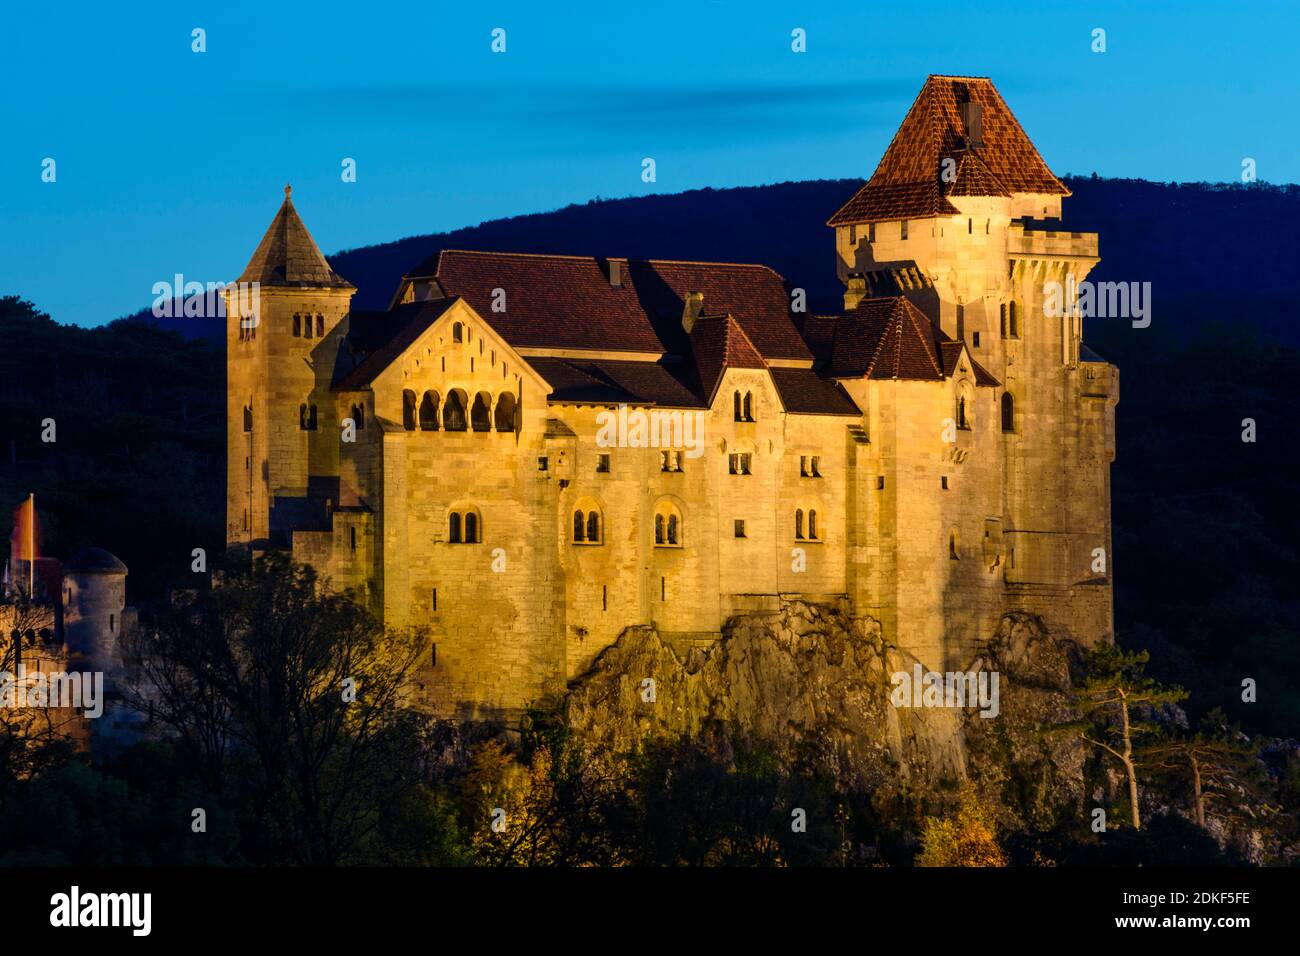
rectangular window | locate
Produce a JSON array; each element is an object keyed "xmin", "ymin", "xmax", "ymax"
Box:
[
  {"xmin": 349, "ymin": 527, "xmax": 357, "ymax": 550},
  {"xmin": 596, "ymin": 453, "xmax": 611, "ymax": 473},
  {"xmin": 868, "ymin": 222, "xmax": 876, "ymax": 242},
  {"xmin": 900, "ymin": 220, "xmax": 909, "ymax": 240},
  {"xmin": 941, "ymin": 476, "xmax": 949, "ymax": 490},
  {"xmin": 973, "ymin": 331, "xmax": 981, "ymax": 348},
  {"xmin": 602, "ymin": 585, "xmax": 607, "ymax": 611},
  {"xmin": 316, "ymin": 314, "xmax": 325, "ymax": 337},
  {"xmin": 849, "ymin": 224, "xmax": 857, "ymax": 244},
  {"xmin": 811, "ymin": 455, "xmax": 821, "ymax": 477},
  {"xmin": 800, "ymin": 455, "xmax": 808, "ymax": 477},
  {"xmin": 430, "ymin": 643, "xmax": 437, "ymax": 667},
  {"xmin": 734, "ymin": 520, "xmax": 746, "ymax": 538},
  {"xmin": 432, "ymin": 588, "xmax": 437, "ymax": 612},
  {"xmin": 292, "ymin": 314, "xmax": 301, "ymax": 336},
  {"xmin": 538, "ymin": 456, "xmax": 548, "ymax": 472},
  {"xmin": 876, "ymin": 476, "xmax": 885, "ymax": 490}
]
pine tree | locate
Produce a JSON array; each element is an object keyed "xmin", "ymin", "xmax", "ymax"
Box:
[{"xmin": 1053, "ymin": 645, "xmax": 1187, "ymax": 830}]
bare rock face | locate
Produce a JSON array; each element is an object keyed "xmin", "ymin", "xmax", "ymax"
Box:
[{"xmin": 565, "ymin": 600, "xmax": 1084, "ymax": 803}]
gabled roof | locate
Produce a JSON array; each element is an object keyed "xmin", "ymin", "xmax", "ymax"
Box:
[
  {"xmin": 689, "ymin": 313, "xmax": 766, "ymax": 402},
  {"xmin": 410, "ymin": 250, "xmax": 812, "ymax": 362},
  {"xmin": 238, "ymin": 187, "xmax": 355, "ymax": 289},
  {"xmin": 938, "ymin": 340, "xmax": 1000, "ymax": 387},
  {"xmin": 828, "ymin": 296, "xmax": 999, "ymax": 386},
  {"xmin": 333, "ymin": 297, "xmax": 460, "ymax": 390},
  {"xmin": 828, "ymin": 75, "xmax": 1069, "ymax": 226}
]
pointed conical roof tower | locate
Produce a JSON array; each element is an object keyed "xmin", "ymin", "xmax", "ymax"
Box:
[{"xmin": 238, "ymin": 185, "xmax": 354, "ymax": 289}]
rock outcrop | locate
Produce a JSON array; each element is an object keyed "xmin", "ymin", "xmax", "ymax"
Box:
[{"xmin": 565, "ymin": 599, "xmax": 1088, "ymax": 815}]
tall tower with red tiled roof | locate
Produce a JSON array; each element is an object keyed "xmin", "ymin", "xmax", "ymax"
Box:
[
  {"xmin": 225, "ymin": 186, "xmax": 356, "ymax": 551},
  {"xmin": 829, "ymin": 76, "xmax": 1117, "ymax": 654}
]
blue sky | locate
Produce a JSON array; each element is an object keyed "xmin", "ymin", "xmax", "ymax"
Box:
[{"xmin": 1, "ymin": 0, "xmax": 1295, "ymax": 327}]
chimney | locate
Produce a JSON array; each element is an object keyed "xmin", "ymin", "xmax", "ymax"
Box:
[
  {"xmin": 604, "ymin": 259, "xmax": 622, "ymax": 287},
  {"xmin": 682, "ymin": 291, "xmax": 704, "ymax": 334},
  {"xmin": 843, "ymin": 276, "xmax": 868, "ymax": 311},
  {"xmin": 960, "ymin": 100, "xmax": 984, "ymax": 148}
]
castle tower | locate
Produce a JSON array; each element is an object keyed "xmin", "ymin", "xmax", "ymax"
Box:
[
  {"xmin": 62, "ymin": 547, "xmax": 127, "ymax": 680},
  {"xmin": 827, "ymin": 75, "xmax": 1117, "ymax": 653},
  {"xmin": 226, "ymin": 187, "xmax": 356, "ymax": 549}
]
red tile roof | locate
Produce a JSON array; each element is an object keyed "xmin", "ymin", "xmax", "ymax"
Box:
[
  {"xmin": 418, "ymin": 250, "xmax": 812, "ymax": 362},
  {"xmin": 689, "ymin": 313, "xmax": 766, "ymax": 402},
  {"xmin": 828, "ymin": 296, "xmax": 999, "ymax": 386},
  {"xmin": 769, "ymin": 368, "xmax": 861, "ymax": 416},
  {"xmin": 828, "ymin": 75, "xmax": 1069, "ymax": 226},
  {"xmin": 527, "ymin": 356, "xmax": 704, "ymax": 408}
]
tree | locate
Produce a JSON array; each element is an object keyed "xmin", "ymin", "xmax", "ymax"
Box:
[
  {"xmin": 1055, "ymin": 645, "xmax": 1187, "ymax": 830},
  {"xmin": 1139, "ymin": 708, "xmax": 1265, "ymax": 830},
  {"xmin": 915, "ymin": 786, "xmax": 1007, "ymax": 867},
  {"xmin": 122, "ymin": 552, "xmax": 428, "ymax": 864}
]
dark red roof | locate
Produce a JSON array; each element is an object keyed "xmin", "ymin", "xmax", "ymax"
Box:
[
  {"xmin": 828, "ymin": 296, "xmax": 998, "ymax": 386},
  {"xmin": 689, "ymin": 313, "xmax": 766, "ymax": 401},
  {"xmin": 417, "ymin": 250, "xmax": 812, "ymax": 362},
  {"xmin": 527, "ymin": 356, "xmax": 703, "ymax": 408},
  {"xmin": 769, "ymin": 368, "xmax": 860, "ymax": 416},
  {"xmin": 828, "ymin": 75, "xmax": 1069, "ymax": 226}
]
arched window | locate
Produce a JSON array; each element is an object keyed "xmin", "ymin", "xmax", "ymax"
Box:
[
  {"xmin": 303, "ymin": 315, "xmax": 313, "ymax": 340},
  {"xmin": 733, "ymin": 390, "xmax": 743, "ymax": 422},
  {"xmin": 999, "ymin": 303, "xmax": 1007, "ymax": 338},
  {"xmin": 443, "ymin": 390, "xmax": 468, "ymax": 431},
  {"xmin": 448, "ymin": 505, "xmax": 481, "ymax": 544},
  {"xmin": 350, "ymin": 403, "xmax": 365, "ymax": 429},
  {"xmin": 795, "ymin": 509, "xmax": 804, "ymax": 540},
  {"xmin": 292, "ymin": 314, "xmax": 301, "ymax": 337},
  {"xmin": 316, "ymin": 314, "xmax": 324, "ymax": 337},
  {"xmin": 402, "ymin": 390, "xmax": 417, "ymax": 431},
  {"xmin": 742, "ymin": 392, "xmax": 753, "ymax": 421},
  {"xmin": 956, "ymin": 384, "xmax": 973, "ymax": 431},
  {"xmin": 653, "ymin": 501, "xmax": 683, "ymax": 548},
  {"xmin": 452, "ymin": 322, "xmax": 464, "ymax": 343},
  {"xmin": 949, "ymin": 528, "xmax": 960, "ymax": 560},
  {"xmin": 808, "ymin": 509, "xmax": 818, "ymax": 540},
  {"xmin": 571, "ymin": 502, "xmax": 604, "ymax": 545},
  {"xmin": 1001, "ymin": 392, "xmax": 1015, "ymax": 433},
  {"xmin": 471, "ymin": 391, "xmax": 492, "ymax": 432},
  {"xmin": 420, "ymin": 390, "xmax": 440, "ymax": 430},
  {"xmin": 494, "ymin": 392, "xmax": 517, "ymax": 432}
]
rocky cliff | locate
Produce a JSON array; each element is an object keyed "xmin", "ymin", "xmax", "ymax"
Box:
[{"xmin": 565, "ymin": 599, "xmax": 1089, "ymax": 822}]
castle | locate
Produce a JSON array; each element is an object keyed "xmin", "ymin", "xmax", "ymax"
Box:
[
  {"xmin": 3, "ymin": 542, "xmax": 136, "ymax": 752},
  {"xmin": 225, "ymin": 75, "xmax": 1118, "ymax": 719}
]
